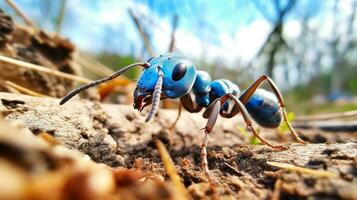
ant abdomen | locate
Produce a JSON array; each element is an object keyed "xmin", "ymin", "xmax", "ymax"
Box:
[{"xmin": 245, "ymin": 89, "xmax": 282, "ymax": 128}]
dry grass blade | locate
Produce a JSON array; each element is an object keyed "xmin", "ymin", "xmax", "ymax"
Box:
[
  {"xmin": 37, "ymin": 132, "xmax": 61, "ymax": 146},
  {"xmin": 128, "ymin": 9, "xmax": 155, "ymax": 57},
  {"xmin": 5, "ymin": 81, "xmax": 50, "ymax": 97},
  {"xmin": 271, "ymin": 179, "xmax": 282, "ymax": 200},
  {"xmin": 267, "ymin": 161, "xmax": 339, "ymax": 178},
  {"xmin": 4, "ymin": 0, "xmax": 38, "ymax": 29},
  {"xmin": 295, "ymin": 110, "xmax": 357, "ymax": 121},
  {"xmin": 224, "ymin": 162, "xmax": 241, "ymax": 175},
  {"xmin": 0, "ymin": 55, "xmax": 91, "ymax": 83},
  {"xmin": 155, "ymin": 140, "xmax": 188, "ymax": 200},
  {"xmin": 77, "ymin": 53, "xmax": 115, "ymax": 77}
]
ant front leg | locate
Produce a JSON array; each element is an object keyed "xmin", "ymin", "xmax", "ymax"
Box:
[
  {"xmin": 239, "ymin": 75, "xmax": 306, "ymax": 144},
  {"xmin": 179, "ymin": 93, "xmax": 203, "ymax": 113},
  {"xmin": 166, "ymin": 104, "xmax": 182, "ymax": 130},
  {"xmin": 180, "ymin": 93, "xmax": 217, "ymax": 182},
  {"xmin": 159, "ymin": 103, "xmax": 182, "ymax": 130}
]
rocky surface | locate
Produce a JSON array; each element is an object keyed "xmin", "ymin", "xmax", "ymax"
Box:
[
  {"xmin": 0, "ymin": 9, "xmax": 80, "ymax": 97},
  {"xmin": 0, "ymin": 92, "xmax": 356, "ymax": 200}
]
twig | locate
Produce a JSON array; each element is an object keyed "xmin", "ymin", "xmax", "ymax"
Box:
[
  {"xmin": 224, "ymin": 162, "xmax": 241, "ymax": 175},
  {"xmin": 295, "ymin": 110, "xmax": 357, "ymax": 121},
  {"xmin": 54, "ymin": 0, "xmax": 67, "ymax": 33},
  {"xmin": 156, "ymin": 140, "xmax": 188, "ymax": 200},
  {"xmin": 0, "ymin": 55, "xmax": 91, "ymax": 83},
  {"xmin": 271, "ymin": 179, "xmax": 282, "ymax": 200},
  {"xmin": 128, "ymin": 9, "xmax": 155, "ymax": 57},
  {"xmin": 168, "ymin": 15, "xmax": 178, "ymax": 52},
  {"xmin": 5, "ymin": 81, "xmax": 49, "ymax": 97},
  {"xmin": 293, "ymin": 120, "xmax": 357, "ymax": 132},
  {"xmin": 267, "ymin": 161, "xmax": 339, "ymax": 178},
  {"xmin": 37, "ymin": 132, "xmax": 61, "ymax": 145},
  {"xmin": 77, "ymin": 53, "xmax": 115, "ymax": 77},
  {"xmin": 4, "ymin": 0, "xmax": 38, "ymax": 29}
]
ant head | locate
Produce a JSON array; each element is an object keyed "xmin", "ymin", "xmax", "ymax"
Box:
[{"xmin": 134, "ymin": 53, "xmax": 197, "ymax": 110}]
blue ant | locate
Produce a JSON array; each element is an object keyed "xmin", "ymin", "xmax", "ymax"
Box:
[{"xmin": 60, "ymin": 53, "xmax": 305, "ymax": 181}]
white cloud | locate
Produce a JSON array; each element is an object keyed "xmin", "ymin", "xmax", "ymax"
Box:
[
  {"xmin": 64, "ymin": 0, "xmax": 149, "ymax": 55},
  {"xmin": 63, "ymin": 0, "xmax": 273, "ymax": 66},
  {"xmin": 65, "ymin": 0, "xmax": 351, "ymax": 73},
  {"xmin": 231, "ymin": 20, "xmax": 272, "ymax": 63},
  {"xmin": 284, "ymin": 20, "xmax": 301, "ymax": 39},
  {"xmin": 151, "ymin": 18, "xmax": 272, "ymax": 66}
]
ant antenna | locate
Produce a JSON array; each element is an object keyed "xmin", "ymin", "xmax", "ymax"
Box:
[
  {"xmin": 145, "ymin": 68, "xmax": 164, "ymax": 122},
  {"xmin": 60, "ymin": 62, "xmax": 148, "ymax": 105}
]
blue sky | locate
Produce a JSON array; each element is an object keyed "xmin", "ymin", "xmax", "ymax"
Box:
[
  {"xmin": 3, "ymin": 0, "xmax": 354, "ymax": 88},
  {"xmin": 0, "ymin": 0, "xmax": 325, "ymax": 62}
]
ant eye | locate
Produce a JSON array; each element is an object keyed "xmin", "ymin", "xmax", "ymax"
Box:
[
  {"xmin": 172, "ymin": 63, "xmax": 187, "ymax": 81},
  {"xmin": 147, "ymin": 56, "xmax": 154, "ymax": 63}
]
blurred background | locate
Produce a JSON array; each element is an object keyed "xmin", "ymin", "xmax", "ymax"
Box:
[{"xmin": 1, "ymin": 0, "xmax": 356, "ymax": 115}]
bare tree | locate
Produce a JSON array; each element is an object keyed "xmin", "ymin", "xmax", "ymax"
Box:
[
  {"xmin": 252, "ymin": 0, "xmax": 297, "ymax": 78},
  {"xmin": 168, "ymin": 15, "xmax": 178, "ymax": 53},
  {"xmin": 54, "ymin": 0, "xmax": 67, "ymax": 34},
  {"xmin": 128, "ymin": 9, "xmax": 155, "ymax": 57},
  {"xmin": 330, "ymin": 0, "xmax": 357, "ymax": 94}
]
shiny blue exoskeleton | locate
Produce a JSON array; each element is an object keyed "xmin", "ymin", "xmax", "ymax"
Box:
[
  {"xmin": 134, "ymin": 53, "xmax": 282, "ymax": 129},
  {"xmin": 135, "ymin": 54, "xmax": 197, "ymax": 99},
  {"xmin": 60, "ymin": 53, "xmax": 305, "ymax": 182}
]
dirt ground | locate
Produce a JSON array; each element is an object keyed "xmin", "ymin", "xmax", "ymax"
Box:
[
  {"xmin": 0, "ymin": 9, "xmax": 79, "ymax": 97},
  {"xmin": 0, "ymin": 92, "xmax": 356, "ymax": 200}
]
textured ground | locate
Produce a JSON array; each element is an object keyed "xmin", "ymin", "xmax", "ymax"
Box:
[
  {"xmin": 0, "ymin": 9, "xmax": 79, "ymax": 97},
  {"xmin": 0, "ymin": 92, "xmax": 356, "ymax": 200}
]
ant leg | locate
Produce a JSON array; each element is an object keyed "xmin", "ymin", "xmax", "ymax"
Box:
[
  {"xmin": 202, "ymin": 98, "xmax": 220, "ymax": 119},
  {"xmin": 200, "ymin": 131, "xmax": 214, "ymax": 182},
  {"xmin": 239, "ymin": 75, "xmax": 306, "ymax": 144},
  {"xmin": 228, "ymin": 94, "xmax": 288, "ymax": 150},
  {"xmin": 200, "ymin": 94, "xmax": 286, "ymax": 183},
  {"xmin": 160, "ymin": 94, "xmax": 200, "ymax": 130},
  {"xmin": 198, "ymin": 99, "xmax": 221, "ymax": 182},
  {"xmin": 179, "ymin": 93, "xmax": 203, "ymax": 113},
  {"xmin": 203, "ymin": 99, "xmax": 221, "ymax": 133},
  {"xmin": 281, "ymin": 107, "xmax": 305, "ymax": 143},
  {"xmin": 166, "ymin": 104, "xmax": 182, "ymax": 130},
  {"xmin": 206, "ymin": 94, "xmax": 287, "ymax": 150}
]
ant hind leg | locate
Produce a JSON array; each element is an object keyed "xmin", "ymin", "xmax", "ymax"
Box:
[
  {"xmin": 239, "ymin": 75, "xmax": 306, "ymax": 144},
  {"xmin": 226, "ymin": 94, "xmax": 288, "ymax": 150}
]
